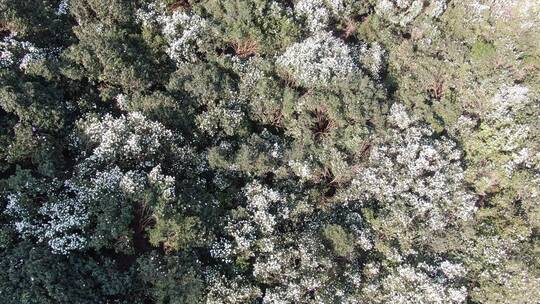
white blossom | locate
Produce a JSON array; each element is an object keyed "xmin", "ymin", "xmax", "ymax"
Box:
[
  {"xmin": 340, "ymin": 103, "xmax": 477, "ymax": 234},
  {"xmin": 78, "ymin": 112, "xmax": 176, "ymax": 167},
  {"xmin": 196, "ymin": 98, "xmax": 246, "ymax": 136},
  {"xmin": 148, "ymin": 164, "xmax": 176, "ymax": 201},
  {"xmin": 365, "ymin": 261, "xmax": 468, "ymax": 304},
  {"xmin": 0, "ymin": 34, "xmax": 60, "ymax": 70},
  {"xmin": 161, "ymin": 12, "xmax": 210, "ymax": 65},
  {"xmin": 206, "ymin": 271, "xmax": 262, "ymax": 304},
  {"xmin": 276, "ymin": 32, "xmax": 362, "ymax": 88},
  {"xmin": 55, "ymin": 0, "xmax": 69, "ymax": 16},
  {"xmin": 5, "ymin": 181, "xmax": 89, "ymax": 255}
]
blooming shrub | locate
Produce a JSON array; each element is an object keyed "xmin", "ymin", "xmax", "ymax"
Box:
[
  {"xmin": 76, "ymin": 112, "xmax": 177, "ymax": 168},
  {"xmin": 161, "ymin": 12, "xmax": 211, "ymax": 65},
  {"xmin": 276, "ymin": 32, "xmax": 362, "ymax": 88},
  {"xmin": 339, "ymin": 103, "xmax": 477, "ymax": 238},
  {"xmin": 363, "ymin": 260, "xmax": 468, "ymax": 304},
  {"xmin": 1, "ymin": 0, "xmax": 539, "ymax": 302}
]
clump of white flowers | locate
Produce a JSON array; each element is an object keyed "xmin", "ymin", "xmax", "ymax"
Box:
[
  {"xmin": 196, "ymin": 98, "xmax": 246, "ymax": 136},
  {"xmin": 38, "ymin": 190, "xmax": 89, "ymax": 254},
  {"xmin": 148, "ymin": 164, "xmax": 176, "ymax": 202},
  {"xmin": 212, "ymin": 181, "xmax": 285, "ymax": 260},
  {"xmin": 358, "ymin": 42, "xmax": 386, "ymax": 80},
  {"xmin": 78, "ymin": 112, "xmax": 176, "ymax": 168},
  {"xmin": 484, "ymin": 85, "xmax": 537, "ymax": 173},
  {"xmin": 376, "ymin": 0, "xmax": 447, "ymax": 26},
  {"xmin": 457, "ymin": 85, "xmax": 539, "ymax": 177},
  {"xmin": 340, "ymin": 103, "xmax": 477, "ymax": 233},
  {"xmin": 115, "ymin": 93, "xmax": 128, "ymax": 111},
  {"xmin": 136, "ymin": 2, "xmax": 166, "ymax": 27},
  {"xmin": 206, "ymin": 271, "xmax": 262, "ymax": 304},
  {"xmin": 161, "ymin": 12, "xmax": 210, "ymax": 65},
  {"xmin": 276, "ymin": 32, "xmax": 362, "ymax": 88},
  {"xmin": 295, "ymin": 0, "xmax": 346, "ymax": 32},
  {"xmin": 230, "ymin": 56, "xmax": 265, "ymax": 98},
  {"xmin": 461, "ymin": 234, "xmax": 540, "ymax": 302},
  {"xmin": 210, "ymin": 180, "xmax": 372, "ymax": 303},
  {"xmin": 137, "ymin": 4, "xmax": 211, "ymax": 65},
  {"xmin": 288, "ymin": 160, "xmax": 314, "ymax": 181},
  {"xmin": 55, "ymin": 0, "xmax": 69, "ymax": 16},
  {"xmin": 363, "ymin": 260, "xmax": 468, "ymax": 303},
  {"xmin": 0, "ymin": 34, "xmax": 60, "ymax": 70},
  {"xmin": 5, "ymin": 181, "xmax": 89, "ymax": 255}
]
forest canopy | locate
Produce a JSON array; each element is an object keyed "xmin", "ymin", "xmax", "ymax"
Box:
[{"xmin": 1, "ymin": 0, "xmax": 539, "ymax": 303}]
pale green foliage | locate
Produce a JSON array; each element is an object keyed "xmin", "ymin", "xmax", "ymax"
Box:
[
  {"xmin": 375, "ymin": 0, "xmax": 447, "ymax": 26},
  {"xmin": 148, "ymin": 216, "xmax": 203, "ymax": 253},
  {"xmin": 322, "ymin": 224, "xmax": 354, "ymax": 257}
]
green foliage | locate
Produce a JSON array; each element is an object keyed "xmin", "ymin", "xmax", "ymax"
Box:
[
  {"xmin": 193, "ymin": 0, "xmax": 300, "ymax": 55},
  {"xmin": 470, "ymin": 40, "xmax": 496, "ymax": 61},
  {"xmin": 137, "ymin": 253, "xmax": 205, "ymax": 304},
  {"xmin": 322, "ymin": 224, "xmax": 354, "ymax": 257},
  {"xmin": 148, "ymin": 216, "xmax": 205, "ymax": 253}
]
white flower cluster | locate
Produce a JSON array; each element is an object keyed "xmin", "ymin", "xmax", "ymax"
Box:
[
  {"xmin": 135, "ymin": 2, "xmax": 166, "ymax": 28},
  {"xmin": 0, "ymin": 34, "xmax": 59, "ymax": 70},
  {"xmin": 243, "ymin": 182, "xmax": 284, "ymax": 235},
  {"xmin": 115, "ymin": 93, "xmax": 128, "ymax": 110},
  {"xmin": 119, "ymin": 170, "xmax": 146, "ymax": 195},
  {"xmin": 230, "ymin": 56, "xmax": 265, "ymax": 98},
  {"xmin": 276, "ymin": 31, "xmax": 361, "ymax": 88},
  {"xmin": 55, "ymin": 0, "xmax": 69, "ymax": 16},
  {"xmin": 295, "ymin": 0, "xmax": 346, "ymax": 32},
  {"xmin": 214, "ymin": 182, "xmax": 285, "ymax": 259},
  {"xmin": 137, "ymin": 4, "xmax": 211, "ymax": 65},
  {"xmin": 375, "ymin": 0, "xmax": 447, "ymax": 26},
  {"xmin": 85, "ymin": 166, "xmax": 176, "ymax": 214},
  {"xmin": 340, "ymin": 103, "xmax": 477, "ymax": 233},
  {"xmin": 484, "ymin": 85, "xmax": 536, "ymax": 173},
  {"xmin": 5, "ymin": 181, "xmax": 89, "ymax": 255},
  {"xmin": 162, "ymin": 12, "xmax": 210, "ymax": 65},
  {"xmin": 4, "ymin": 193, "xmax": 41, "ymax": 240},
  {"xmin": 467, "ymin": 0, "xmax": 537, "ymax": 26},
  {"xmin": 148, "ymin": 164, "xmax": 176, "ymax": 202},
  {"xmin": 463, "ymin": 235, "xmax": 540, "ymax": 301},
  {"xmin": 7, "ymin": 110, "xmax": 183, "ymax": 255},
  {"xmin": 358, "ymin": 42, "xmax": 386, "ymax": 80},
  {"xmin": 210, "ymin": 181, "xmax": 372, "ymax": 303},
  {"xmin": 196, "ymin": 98, "xmax": 246, "ymax": 136},
  {"xmin": 288, "ymin": 160, "xmax": 313, "ymax": 181},
  {"xmin": 78, "ymin": 112, "xmax": 176, "ymax": 167},
  {"xmin": 38, "ymin": 194, "xmax": 88, "ymax": 254},
  {"xmin": 206, "ymin": 271, "xmax": 262, "ymax": 304},
  {"xmin": 458, "ymin": 85, "xmax": 539, "ymax": 176},
  {"xmin": 258, "ymin": 236, "xmax": 349, "ymax": 303},
  {"xmin": 486, "ymin": 85, "xmax": 532, "ymax": 128},
  {"xmin": 364, "ymin": 260, "xmax": 468, "ymax": 303}
]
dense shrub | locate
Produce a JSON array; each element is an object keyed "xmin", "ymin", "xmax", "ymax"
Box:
[{"xmin": 1, "ymin": 0, "xmax": 539, "ymax": 302}]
